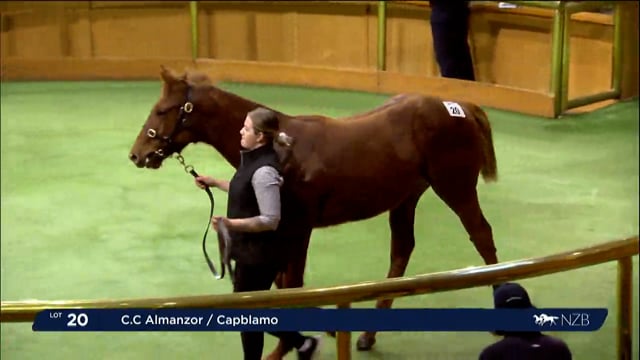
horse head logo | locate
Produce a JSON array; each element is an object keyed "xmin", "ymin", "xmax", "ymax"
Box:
[{"xmin": 533, "ymin": 313, "xmax": 559, "ymax": 326}]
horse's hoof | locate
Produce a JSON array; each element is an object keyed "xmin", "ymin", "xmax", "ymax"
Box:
[
  {"xmin": 263, "ymin": 351, "xmax": 284, "ymax": 360},
  {"xmin": 356, "ymin": 334, "xmax": 376, "ymax": 351},
  {"xmin": 326, "ymin": 331, "xmax": 336, "ymax": 338}
]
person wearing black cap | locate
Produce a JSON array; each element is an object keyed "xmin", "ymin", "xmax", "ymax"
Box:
[
  {"xmin": 479, "ymin": 282, "xmax": 573, "ymax": 360},
  {"xmin": 429, "ymin": 0, "xmax": 476, "ymax": 81}
]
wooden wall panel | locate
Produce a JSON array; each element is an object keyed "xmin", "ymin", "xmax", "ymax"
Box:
[
  {"xmin": 1, "ymin": 58, "xmax": 195, "ymax": 80},
  {"xmin": 385, "ymin": 5, "xmax": 436, "ymax": 75},
  {"xmin": 472, "ymin": 14, "xmax": 553, "ymax": 93},
  {"xmin": 200, "ymin": 3, "xmax": 290, "ymax": 62},
  {"xmin": 469, "ymin": 11, "xmax": 616, "ymax": 97},
  {"xmin": 195, "ymin": 8, "xmax": 210, "ymax": 58},
  {"xmin": 567, "ymin": 20, "xmax": 613, "ymax": 98},
  {"xmin": 89, "ymin": 1, "xmax": 185, "ymax": 9},
  {"xmin": 64, "ymin": 8, "xmax": 92, "ymax": 58},
  {"xmin": 0, "ymin": 1, "xmax": 85, "ymax": 12},
  {"xmin": 202, "ymin": 5, "xmax": 261, "ymax": 61},
  {"xmin": 491, "ymin": 25, "xmax": 552, "ymax": 93},
  {"xmin": 294, "ymin": 4, "xmax": 375, "ymax": 69},
  {"xmin": 201, "ymin": 2, "xmax": 376, "ymax": 68},
  {"xmin": 1, "ymin": 14, "xmax": 12, "ymax": 59},
  {"xmin": 468, "ymin": 12, "xmax": 499, "ymax": 85},
  {"xmin": 252, "ymin": 11, "xmax": 294, "ymax": 63},
  {"xmin": 2, "ymin": 11, "xmax": 66, "ymax": 58},
  {"xmin": 200, "ymin": 2, "xmax": 299, "ymax": 63},
  {"xmin": 89, "ymin": 7, "xmax": 191, "ymax": 58}
]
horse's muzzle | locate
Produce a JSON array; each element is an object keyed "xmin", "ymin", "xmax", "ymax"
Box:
[
  {"xmin": 129, "ymin": 152, "xmax": 145, "ymax": 168},
  {"xmin": 128, "ymin": 151, "xmax": 164, "ymax": 169}
]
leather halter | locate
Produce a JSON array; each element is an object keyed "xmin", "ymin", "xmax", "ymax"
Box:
[
  {"xmin": 146, "ymin": 87, "xmax": 234, "ymax": 281},
  {"xmin": 145, "ymin": 88, "xmax": 195, "ymax": 160}
]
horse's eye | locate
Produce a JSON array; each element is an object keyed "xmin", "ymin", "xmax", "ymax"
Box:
[{"xmin": 156, "ymin": 109, "xmax": 169, "ymax": 116}]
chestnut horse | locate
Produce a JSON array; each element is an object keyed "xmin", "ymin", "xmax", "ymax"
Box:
[{"xmin": 128, "ymin": 66, "xmax": 499, "ymax": 358}]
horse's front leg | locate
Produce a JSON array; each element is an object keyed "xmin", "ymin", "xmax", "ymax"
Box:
[
  {"xmin": 273, "ymin": 271, "xmax": 285, "ymax": 289},
  {"xmin": 357, "ymin": 189, "xmax": 425, "ymax": 351}
]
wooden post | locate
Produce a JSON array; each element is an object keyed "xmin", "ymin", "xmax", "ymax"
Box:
[
  {"xmin": 617, "ymin": 257, "xmax": 633, "ymax": 360},
  {"xmin": 336, "ymin": 303, "xmax": 351, "ymax": 360}
]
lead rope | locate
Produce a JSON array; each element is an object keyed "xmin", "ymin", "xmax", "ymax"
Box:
[{"xmin": 174, "ymin": 153, "xmax": 231, "ymax": 281}]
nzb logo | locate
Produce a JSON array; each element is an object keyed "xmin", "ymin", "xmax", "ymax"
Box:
[
  {"xmin": 534, "ymin": 313, "xmax": 590, "ymax": 327},
  {"xmin": 533, "ymin": 313, "xmax": 558, "ymax": 326}
]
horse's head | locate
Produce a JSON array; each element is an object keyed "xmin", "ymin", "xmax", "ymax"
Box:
[{"xmin": 128, "ymin": 65, "xmax": 211, "ymax": 169}]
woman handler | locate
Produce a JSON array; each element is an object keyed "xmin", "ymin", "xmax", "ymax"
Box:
[{"xmin": 195, "ymin": 107, "xmax": 321, "ymax": 360}]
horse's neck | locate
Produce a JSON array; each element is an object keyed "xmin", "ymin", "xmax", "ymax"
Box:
[{"xmin": 198, "ymin": 88, "xmax": 269, "ymax": 169}]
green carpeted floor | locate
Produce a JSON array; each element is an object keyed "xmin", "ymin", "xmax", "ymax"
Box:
[{"xmin": 1, "ymin": 80, "xmax": 638, "ymax": 360}]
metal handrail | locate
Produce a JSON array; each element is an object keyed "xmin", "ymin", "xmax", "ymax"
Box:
[
  {"xmin": 2, "ymin": 236, "xmax": 637, "ymax": 359},
  {"xmin": 2, "ymin": 236, "xmax": 637, "ymax": 318}
]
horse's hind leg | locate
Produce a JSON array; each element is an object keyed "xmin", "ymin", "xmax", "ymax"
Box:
[
  {"xmin": 273, "ymin": 272, "xmax": 285, "ymax": 289},
  {"xmin": 357, "ymin": 185, "xmax": 428, "ymax": 351},
  {"xmin": 265, "ymin": 228, "xmax": 312, "ymax": 360},
  {"xmin": 430, "ymin": 169, "xmax": 498, "ymax": 267}
]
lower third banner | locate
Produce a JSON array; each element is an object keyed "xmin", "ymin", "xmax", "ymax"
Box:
[{"xmin": 32, "ymin": 308, "xmax": 607, "ymax": 332}]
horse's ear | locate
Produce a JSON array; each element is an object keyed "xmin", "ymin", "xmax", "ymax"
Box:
[
  {"xmin": 182, "ymin": 67, "xmax": 192, "ymax": 84},
  {"xmin": 160, "ymin": 65, "xmax": 177, "ymax": 84}
]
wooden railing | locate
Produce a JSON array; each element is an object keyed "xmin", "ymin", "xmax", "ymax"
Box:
[
  {"xmin": 190, "ymin": 0, "xmax": 625, "ymax": 117},
  {"xmin": 2, "ymin": 236, "xmax": 638, "ymax": 360},
  {"xmin": 182, "ymin": 0, "xmax": 626, "ymax": 117},
  {"xmin": 1, "ymin": 1, "xmax": 631, "ymax": 118},
  {"xmin": 384, "ymin": 1, "xmax": 623, "ymax": 116}
]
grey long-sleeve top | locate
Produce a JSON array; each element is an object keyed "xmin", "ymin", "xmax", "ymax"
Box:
[{"xmin": 249, "ymin": 165, "xmax": 283, "ymax": 231}]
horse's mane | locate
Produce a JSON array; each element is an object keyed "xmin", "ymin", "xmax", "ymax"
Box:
[
  {"xmin": 346, "ymin": 94, "xmax": 406, "ymax": 119},
  {"xmin": 287, "ymin": 95, "xmax": 407, "ymax": 129},
  {"xmin": 164, "ymin": 67, "xmax": 404, "ymax": 130},
  {"xmin": 184, "ymin": 69, "xmax": 215, "ymax": 88}
]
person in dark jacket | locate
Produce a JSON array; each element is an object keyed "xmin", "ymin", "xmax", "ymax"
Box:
[
  {"xmin": 195, "ymin": 107, "xmax": 321, "ymax": 360},
  {"xmin": 429, "ymin": 0, "xmax": 476, "ymax": 81},
  {"xmin": 479, "ymin": 282, "xmax": 573, "ymax": 360}
]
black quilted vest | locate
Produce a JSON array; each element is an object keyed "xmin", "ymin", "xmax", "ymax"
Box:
[{"xmin": 227, "ymin": 144, "xmax": 286, "ymax": 267}]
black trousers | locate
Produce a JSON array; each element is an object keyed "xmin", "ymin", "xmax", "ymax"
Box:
[
  {"xmin": 430, "ymin": 0, "xmax": 475, "ymax": 81},
  {"xmin": 233, "ymin": 262, "xmax": 307, "ymax": 360}
]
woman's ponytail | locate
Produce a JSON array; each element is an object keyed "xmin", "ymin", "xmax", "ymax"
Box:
[{"xmin": 275, "ymin": 131, "xmax": 293, "ymax": 147}]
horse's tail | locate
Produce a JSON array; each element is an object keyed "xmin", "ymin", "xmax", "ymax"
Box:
[{"xmin": 472, "ymin": 105, "xmax": 498, "ymax": 183}]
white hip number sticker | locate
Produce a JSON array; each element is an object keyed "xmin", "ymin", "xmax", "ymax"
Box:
[{"xmin": 442, "ymin": 101, "xmax": 466, "ymax": 118}]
